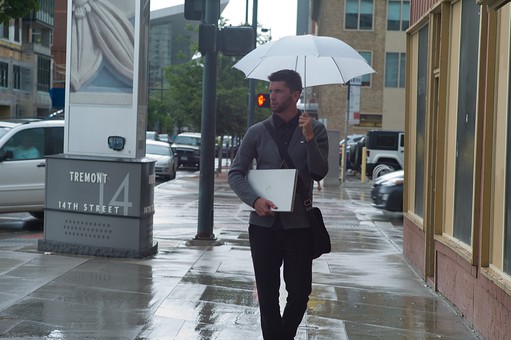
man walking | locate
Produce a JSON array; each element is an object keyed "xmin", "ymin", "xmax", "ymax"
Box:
[{"xmin": 228, "ymin": 69, "xmax": 329, "ymax": 339}]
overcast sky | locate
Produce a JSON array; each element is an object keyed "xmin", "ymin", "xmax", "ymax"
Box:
[{"xmin": 150, "ymin": 0, "xmax": 297, "ymax": 40}]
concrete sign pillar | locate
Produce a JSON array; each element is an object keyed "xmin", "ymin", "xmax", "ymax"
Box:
[{"xmin": 38, "ymin": 0, "xmax": 156, "ymax": 257}]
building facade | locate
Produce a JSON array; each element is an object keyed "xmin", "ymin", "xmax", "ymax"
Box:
[
  {"xmin": 310, "ymin": 0, "xmax": 408, "ymax": 137},
  {"xmin": 405, "ymin": 0, "xmax": 511, "ymax": 337},
  {"xmin": 0, "ymin": 0, "xmax": 54, "ymax": 118},
  {"xmin": 148, "ymin": 1, "xmax": 229, "ymax": 100}
]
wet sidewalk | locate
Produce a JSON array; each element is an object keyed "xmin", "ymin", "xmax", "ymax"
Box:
[{"xmin": 0, "ymin": 171, "xmax": 480, "ymax": 339}]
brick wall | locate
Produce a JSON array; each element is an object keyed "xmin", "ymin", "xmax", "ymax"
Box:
[{"xmin": 314, "ymin": 0, "xmax": 385, "ymax": 135}]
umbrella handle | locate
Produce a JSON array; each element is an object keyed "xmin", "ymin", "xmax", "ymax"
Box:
[{"xmin": 304, "ymin": 56, "xmax": 307, "ymax": 111}]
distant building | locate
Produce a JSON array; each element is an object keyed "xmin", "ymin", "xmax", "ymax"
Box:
[
  {"xmin": 0, "ymin": 0, "xmax": 54, "ymax": 118},
  {"xmin": 148, "ymin": 1, "xmax": 229, "ymax": 98},
  {"xmin": 310, "ymin": 0, "xmax": 408, "ymax": 136}
]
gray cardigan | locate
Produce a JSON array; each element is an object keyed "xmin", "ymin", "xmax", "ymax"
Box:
[{"xmin": 228, "ymin": 113, "xmax": 329, "ymax": 229}]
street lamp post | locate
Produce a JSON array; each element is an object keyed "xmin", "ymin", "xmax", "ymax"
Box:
[{"xmin": 246, "ymin": 0, "xmax": 258, "ymax": 128}]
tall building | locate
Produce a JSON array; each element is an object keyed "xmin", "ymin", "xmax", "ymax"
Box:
[
  {"xmin": 148, "ymin": 4, "xmax": 200, "ymax": 99},
  {"xmin": 0, "ymin": 0, "xmax": 55, "ymax": 118},
  {"xmin": 148, "ymin": 0, "xmax": 229, "ymax": 98},
  {"xmin": 310, "ymin": 0, "xmax": 409, "ymax": 136}
]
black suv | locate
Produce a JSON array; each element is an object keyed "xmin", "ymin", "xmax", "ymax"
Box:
[{"xmin": 171, "ymin": 132, "xmax": 201, "ymax": 170}]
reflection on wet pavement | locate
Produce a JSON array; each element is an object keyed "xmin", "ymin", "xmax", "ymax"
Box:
[{"xmin": 0, "ymin": 174, "xmax": 479, "ymax": 339}]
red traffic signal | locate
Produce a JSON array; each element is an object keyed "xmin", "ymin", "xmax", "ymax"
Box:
[{"xmin": 256, "ymin": 93, "xmax": 270, "ymax": 108}]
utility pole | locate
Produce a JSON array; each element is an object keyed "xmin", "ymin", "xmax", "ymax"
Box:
[
  {"xmin": 246, "ymin": 0, "xmax": 258, "ymax": 128},
  {"xmin": 196, "ymin": 0, "xmax": 219, "ymax": 239}
]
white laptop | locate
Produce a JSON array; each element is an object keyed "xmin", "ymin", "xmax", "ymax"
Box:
[{"xmin": 243, "ymin": 169, "xmax": 298, "ymax": 212}]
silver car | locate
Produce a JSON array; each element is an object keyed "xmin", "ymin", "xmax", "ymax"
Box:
[
  {"xmin": 146, "ymin": 140, "xmax": 177, "ymax": 181},
  {"xmin": 0, "ymin": 119, "xmax": 65, "ymax": 219}
]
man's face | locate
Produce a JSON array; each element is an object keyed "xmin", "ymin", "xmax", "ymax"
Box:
[{"xmin": 269, "ymin": 81, "xmax": 299, "ymax": 113}]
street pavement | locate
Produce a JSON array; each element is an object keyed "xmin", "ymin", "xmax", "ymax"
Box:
[{"xmin": 0, "ymin": 170, "xmax": 481, "ymax": 339}]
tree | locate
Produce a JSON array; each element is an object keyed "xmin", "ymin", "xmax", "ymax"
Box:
[
  {"xmin": 164, "ymin": 60, "xmax": 203, "ymax": 132},
  {"xmin": 216, "ymin": 54, "xmax": 249, "ymax": 137},
  {"xmin": 151, "ymin": 18, "xmax": 274, "ymax": 137},
  {"xmin": 0, "ymin": 0, "xmax": 39, "ymax": 23},
  {"xmin": 147, "ymin": 95, "xmax": 172, "ymax": 133}
]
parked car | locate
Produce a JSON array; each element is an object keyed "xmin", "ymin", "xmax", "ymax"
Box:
[
  {"xmin": 349, "ymin": 137, "xmax": 366, "ymax": 172},
  {"xmin": 365, "ymin": 130, "xmax": 405, "ymax": 177},
  {"xmin": 146, "ymin": 140, "xmax": 177, "ymax": 181},
  {"xmin": 171, "ymin": 132, "xmax": 201, "ymax": 169},
  {"xmin": 370, "ymin": 170, "xmax": 404, "ymax": 212},
  {"xmin": 146, "ymin": 131, "xmax": 160, "ymax": 141},
  {"xmin": 339, "ymin": 134, "xmax": 364, "ymax": 168},
  {"xmin": 158, "ymin": 133, "xmax": 170, "ymax": 143},
  {"xmin": 0, "ymin": 119, "xmax": 65, "ymax": 219}
]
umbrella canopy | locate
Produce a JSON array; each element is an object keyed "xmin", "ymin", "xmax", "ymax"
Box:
[{"xmin": 233, "ymin": 34, "xmax": 375, "ymax": 87}]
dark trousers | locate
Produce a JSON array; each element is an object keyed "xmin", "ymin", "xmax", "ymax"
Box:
[{"xmin": 249, "ymin": 224, "xmax": 313, "ymax": 340}]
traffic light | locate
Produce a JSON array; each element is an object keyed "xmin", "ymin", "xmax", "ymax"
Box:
[{"xmin": 256, "ymin": 93, "xmax": 270, "ymax": 108}]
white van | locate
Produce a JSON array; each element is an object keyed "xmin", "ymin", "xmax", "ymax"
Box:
[{"xmin": 0, "ymin": 119, "xmax": 65, "ymax": 218}]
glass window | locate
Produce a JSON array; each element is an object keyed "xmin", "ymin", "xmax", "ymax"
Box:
[
  {"xmin": 47, "ymin": 127, "xmax": 64, "ymax": 155},
  {"xmin": 359, "ymin": 51, "xmax": 372, "ymax": 86},
  {"xmin": 35, "ymin": 0, "xmax": 55, "ymax": 26},
  {"xmin": 402, "ymin": 1, "xmax": 410, "ymax": 30},
  {"xmin": 385, "ymin": 53, "xmax": 399, "ymax": 87},
  {"xmin": 1, "ymin": 128, "xmax": 44, "ymax": 161},
  {"xmin": 385, "ymin": 52, "xmax": 406, "ymax": 88},
  {"xmin": 415, "ymin": 24, "xmax": 429, "ymax": 218},
  {"xmin": 387, "ymin": 0, "xmax": 410, "ymax": 31},
  {"xmin": 345, "ymin": 0, "xmax": 373, "ymax": 30},
  {"xmin": 13, "ymin": 65, "xmax": 20, "ymax": 89},
  {"xmin": 0, "ymin": 62, "xmax": 8, "ymax": 88},
  {"xmin": 147, "ymin": 144, "xmax": 171, "ymax": 156},
  {"xmin": 387, "ymin": 1, "xmax": 401, "ymax": 30},
  {"xmin": 14, "ymin": 19, "xmax": 20, "ymax": 42},
  {"xmin": 400, "ymin": 53, "xmax": 406, "ymax": 87},
  {"xmin": 37, "ymin": 57, "xmax": 51, "ymax": 92},
  {"xmin": 360, "ymin": 0, "xmax": 374, "ymax": 30},
  {"xmin": 345, "ymin": 0, "xmax": 359, "ymax": 29},
  {"xmin": 1, "ymin": 23, "xmax": 9, "ymax": 39}
]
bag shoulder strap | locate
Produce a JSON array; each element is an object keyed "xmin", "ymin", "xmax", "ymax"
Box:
[
  {"xmin": 263, "ymin": 120, "xmax": 295, "ymax": 168},
  {"xmin": 263, "ymin": 120, "xmax": 312, "ymax": 209}
]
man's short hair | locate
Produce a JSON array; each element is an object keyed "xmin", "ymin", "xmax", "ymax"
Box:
[{"xmin": 268, "ymin": 70, "xmax": 303, "ymax": 94}]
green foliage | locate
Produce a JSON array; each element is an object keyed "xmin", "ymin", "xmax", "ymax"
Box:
[
  {"xmin": 216, "ymin": 54, "xmax": 248, "ymax": 137},
  {"xmin": 148, "ymin": 18, "xmax": 274, "ymax": 138},
  {"xmin": 164, "ymin": 60, "xmax": 204, "ymax": 132},
  {"xmin": 148, "ymin": 93, "xmax": 172, "ymax": 133},
  {"xmin": 0, "ymin": 0, "xmax": 39, "ymax": 23},
  {"xmin": 161, "ymin": 53, "xmax": 272, "ymax": 138}
]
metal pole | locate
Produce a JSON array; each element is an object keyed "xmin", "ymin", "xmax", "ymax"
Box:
[
  {"xmin": 196, "ymin": 0, "xmax": 219, "ymax": 240},
  {"xmin": 247, "ymin": 0, "xmax": 258, "ymax": 128},
  {"xmin": 342, "ymin": 81, "xmax": 350, "ymax": 184},
  {"xmin": 245, "ymin": 0, "xmax": 249, "ymax": 25}
]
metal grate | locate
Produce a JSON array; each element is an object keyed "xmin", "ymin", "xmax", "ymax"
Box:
[{"xmin": 62, "ymin": 219, "xmax": 112, "ymax": 240}]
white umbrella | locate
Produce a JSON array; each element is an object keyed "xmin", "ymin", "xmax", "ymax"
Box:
[{"xmin": 233, "ymin": 34, "xmax": 375, "ymax": 87}]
